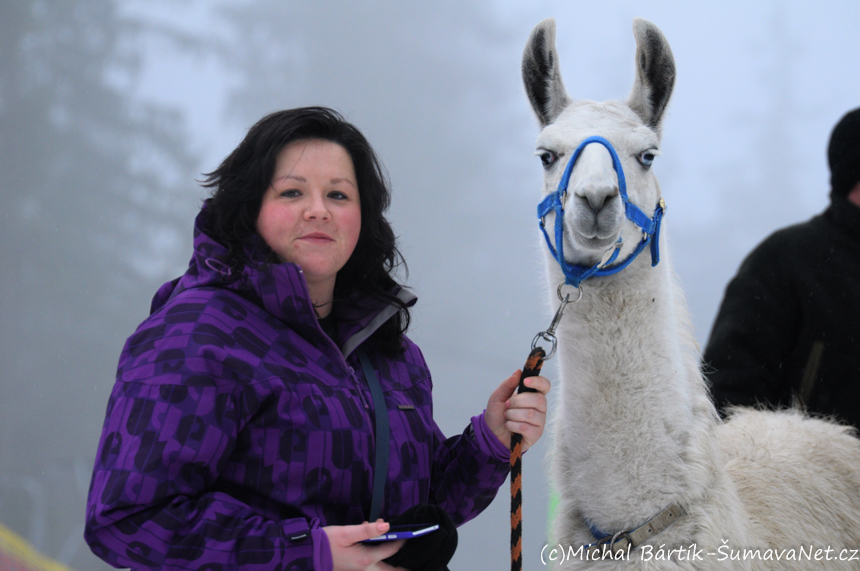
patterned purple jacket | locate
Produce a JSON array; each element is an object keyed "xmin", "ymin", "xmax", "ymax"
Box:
[{"xmin": 85, "ymin": 211, "xmax": 510, "ymax": 570}]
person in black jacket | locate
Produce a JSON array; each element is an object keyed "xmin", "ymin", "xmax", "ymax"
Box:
[{"xmin": 704, "ymin": 106, "xmax": 860, "ymax": 428}]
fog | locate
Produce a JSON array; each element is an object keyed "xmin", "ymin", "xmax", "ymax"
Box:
[{"xmin": 2, "ymin": 1, "xmax": 858, "ymax": 569}]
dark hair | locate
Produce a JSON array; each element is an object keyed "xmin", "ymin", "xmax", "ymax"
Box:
[{"xmin": 201, "ymin": 107, "xmax": 410, "ymax": 352}]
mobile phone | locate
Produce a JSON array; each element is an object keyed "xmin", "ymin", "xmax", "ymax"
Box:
[{"xmin": 362, "ymin": 523, "xmax": 440, "ymax": 543}]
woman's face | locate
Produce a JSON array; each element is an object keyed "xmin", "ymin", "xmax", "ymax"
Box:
[{"xmin": 257, "ymin": 139, "xmax": 361, "ymax": 294}]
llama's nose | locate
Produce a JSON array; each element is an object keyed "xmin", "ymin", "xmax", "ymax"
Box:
[{"xmin": 577, "ymin": 185, "xmax": 618, "ymax": 213}]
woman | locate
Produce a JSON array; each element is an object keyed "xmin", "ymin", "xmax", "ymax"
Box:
[{"xmin": 85, "ymin": 107, "xmax": 550, "ymax": 571}]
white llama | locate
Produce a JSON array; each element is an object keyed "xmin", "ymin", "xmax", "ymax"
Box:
[{"xmin": 522, "ymin": 18, "xmax": 860, "ymax": 570}]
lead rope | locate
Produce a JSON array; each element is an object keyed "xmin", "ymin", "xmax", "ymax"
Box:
[{"xmin": 511, "ymin": 285, "xmax": 579, "ymax": 571}]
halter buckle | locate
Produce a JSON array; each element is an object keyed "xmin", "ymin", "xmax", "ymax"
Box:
[{"xmin": 596, "ymin": 530, "xmax": 633, "ymax": 555}]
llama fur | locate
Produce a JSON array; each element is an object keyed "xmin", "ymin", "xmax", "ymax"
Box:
[{"xmin": 523, "ymin": 18, "xmax": 860, "ymax": 570}]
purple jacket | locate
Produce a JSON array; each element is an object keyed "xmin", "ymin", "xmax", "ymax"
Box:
[{"xmin": 85, "ymin": 211, "xmax": 510, "ymax": 570}]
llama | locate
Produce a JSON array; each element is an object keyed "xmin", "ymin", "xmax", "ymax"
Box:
[{"xmin": 522, "ymin": 18, "xmax": 860, "ymax": 570}]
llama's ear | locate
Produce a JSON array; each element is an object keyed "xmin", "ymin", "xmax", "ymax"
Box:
[
  {"xmin": 522, "ymin": 18, "xmax": 571, "ymax": 127},
  {"xmin": 628, "ymin": 18, "xmax": 675, "ymax": 130}
]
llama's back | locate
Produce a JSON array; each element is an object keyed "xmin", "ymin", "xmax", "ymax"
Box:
[{"xmin": 717, "ymin": 407, "xmax": 860, "ymax": 558}]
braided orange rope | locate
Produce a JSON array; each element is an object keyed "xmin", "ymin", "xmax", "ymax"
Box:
[{"xmin": 510, "ymin": 347, "xmax": 546, "ymax": 571}]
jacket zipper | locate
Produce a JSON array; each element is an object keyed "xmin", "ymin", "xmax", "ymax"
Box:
[{"xmin": 296, "ymin": 268, "xmax": 373, "ymax": 411}]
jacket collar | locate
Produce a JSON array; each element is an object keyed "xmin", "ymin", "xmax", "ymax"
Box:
[{"xmin": 151, "ymin": 209, "xmax": 415, "ymax": 355}]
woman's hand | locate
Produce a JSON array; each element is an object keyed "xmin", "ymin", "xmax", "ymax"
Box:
[
  {"xmin": 323, "ymin": 520, "xmax": 408, "ymax": 571},
  {"xmin": 484, "ymin": 370, "xmax": 551, "ymax": 453}
]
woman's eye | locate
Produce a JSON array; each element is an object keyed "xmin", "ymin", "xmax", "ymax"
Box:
[
  {"xmin": 328, "ymin": 191, "xmax": 348, "ymax": 200},
  {"xmin": 538, "ymin": 150, "xmax": 558, "ymax": 169},
  {"xmin": 279, "ymin": 189, "xmax": 301, "ymax": 198},
  {"xmin": 637, "ymin": 150, "xmax": 657, "ymax": 168}
]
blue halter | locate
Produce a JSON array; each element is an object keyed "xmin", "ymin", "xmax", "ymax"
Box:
[{"xmin": 537, "ymin": 136, "xmax": 665, "ymax": 288}]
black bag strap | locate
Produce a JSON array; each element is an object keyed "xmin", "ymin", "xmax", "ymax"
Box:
[{"xmin": 357, "ymin": 348, "xmax": 390, "ymax": 522}]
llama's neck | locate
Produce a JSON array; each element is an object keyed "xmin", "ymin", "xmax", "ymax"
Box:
[{"xmin": 549, "ymin": 252, "xmax": 719, "ymax": 535}]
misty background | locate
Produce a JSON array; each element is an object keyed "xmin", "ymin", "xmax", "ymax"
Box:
[{"xmin": 2, "ymin": 1, "xmax": 858, "ymax": 569}]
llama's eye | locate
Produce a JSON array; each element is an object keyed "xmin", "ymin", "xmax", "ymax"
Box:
[
  {"xmin": 537, "ymin": 149, "xmax": 559, "ymax": 169},
  {"xmin": 637, "ymin": 149, "xmax": 657, "ymax": 169}
]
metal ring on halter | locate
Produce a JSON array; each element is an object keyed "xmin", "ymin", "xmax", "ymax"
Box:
[
  {"xmin": 531, "ymin": 330, "xmax": 558, "ymax": 361},
  {"xmin": 558, "ymin": 283, "xmax": 583, "ymax": 303},
  {"xmin": 607, "ymin": 530, "xmax": 632, "ymax": 554}
]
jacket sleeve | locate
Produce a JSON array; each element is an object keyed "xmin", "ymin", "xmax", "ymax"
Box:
[
  {"xmin": 703, "ymin": 237, "xmax": 799, "ymax": 415},
  {"xmin": 426, "ymin": 411, "xmax": 510, "ymax": 526},
  {"xmin": 85, "ymin": 377, "xmax": 331, "ymax": 571}
]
